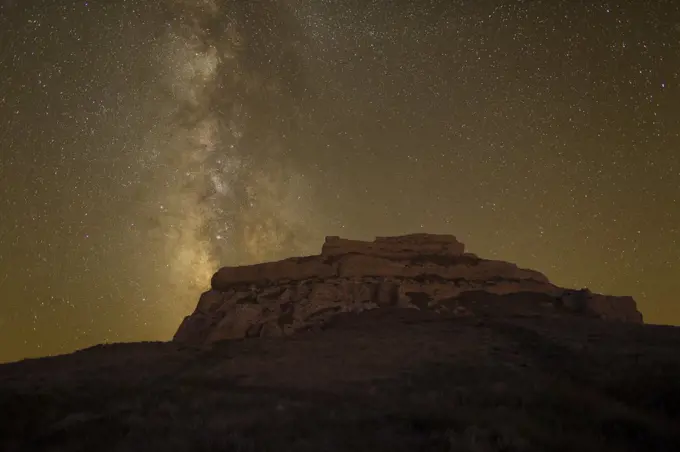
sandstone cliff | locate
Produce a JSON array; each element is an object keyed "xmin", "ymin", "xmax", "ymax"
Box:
[{"xmin": 174, "ymin": 234, "xmax": 643, "ymax": 344}]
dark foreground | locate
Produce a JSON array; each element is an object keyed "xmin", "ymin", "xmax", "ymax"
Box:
[{"xmin": 2, "ymin": 309, "xmax": 680, "ymax": 452}]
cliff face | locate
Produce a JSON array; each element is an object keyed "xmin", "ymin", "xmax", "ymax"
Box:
[{"xmin": 174, "ymin": 234, "xmax": 643, "ymax": 344}]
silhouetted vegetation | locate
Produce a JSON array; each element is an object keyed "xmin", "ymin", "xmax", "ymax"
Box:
[{"xmin": 1, "ymin": 310, "xmax": 679, "ymax": 451}]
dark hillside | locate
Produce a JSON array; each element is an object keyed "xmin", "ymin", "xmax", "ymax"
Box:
[{"xmin": 2, "ymin": 309, "xmax": 679, "ymax": 452}]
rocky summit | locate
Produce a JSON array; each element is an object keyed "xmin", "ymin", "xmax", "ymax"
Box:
[
  {"xmin": 2, "ymin": 233, "xmax": 679, "ymax": 452},
  {"xmin": 174, "ymin": 234, "xmax": 643, "ymax": 345}
]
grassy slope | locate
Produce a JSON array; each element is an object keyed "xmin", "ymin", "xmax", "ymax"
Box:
[{"xmin": 1, "ymin": 308, "xmax": 679, "ymax": 452}]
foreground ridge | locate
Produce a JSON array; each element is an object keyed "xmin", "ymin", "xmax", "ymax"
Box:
[{"xmin": 174, "ymin": 234, "xmax": 642, "ymax": 344}]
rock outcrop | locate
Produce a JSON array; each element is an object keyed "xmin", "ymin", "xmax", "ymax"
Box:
[{"xmin": 174, "ymin": 234, "xmax": 644, "ymax": 345}]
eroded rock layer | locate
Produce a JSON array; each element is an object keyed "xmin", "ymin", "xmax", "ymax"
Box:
[{"xmin": 174, "ymin": 234, "xmax": 643, "ymax": 344}]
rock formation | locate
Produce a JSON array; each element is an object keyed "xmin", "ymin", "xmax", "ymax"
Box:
[{"xmin": 174, "ymin": 234, "xmax": 643, "ymax": 345}]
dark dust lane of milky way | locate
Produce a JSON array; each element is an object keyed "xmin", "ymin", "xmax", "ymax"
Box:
[{"xmin": 1, "ymin": 0, "xmax": 680, "ymax": 363}]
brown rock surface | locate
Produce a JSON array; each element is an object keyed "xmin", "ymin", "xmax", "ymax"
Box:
[
  {"xmin": 176, "ymin": 234, "xmax": 644, "ymax": 345},
  {"xmin": 321, "ymin": 233, "xmax": 466, "ymax": 258}
]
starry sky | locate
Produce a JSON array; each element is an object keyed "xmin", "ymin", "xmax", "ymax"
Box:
[{"xmin": 1, "ymin": 0, "xmax": 679, "ymax": 363}]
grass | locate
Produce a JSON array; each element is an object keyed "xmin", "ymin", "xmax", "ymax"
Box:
[{"xmin": 1, "ymin": 310, "xmax": 679, "ymax": 451}]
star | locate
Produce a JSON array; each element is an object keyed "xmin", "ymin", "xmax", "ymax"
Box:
[{"xmin": 0, "ymin": 0, "xmax": 679, "ymax": 363}]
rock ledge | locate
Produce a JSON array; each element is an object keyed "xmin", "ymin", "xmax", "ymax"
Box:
[{"xmin": 175, "ymin": 234, "xmax": 643, "ymax": 344}]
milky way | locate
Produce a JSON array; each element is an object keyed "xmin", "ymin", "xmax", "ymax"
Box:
[
  {"xmin": 1, "ymin": 0, "xmax": 679, "ymax": 362},
  {"xmin": 140, "ymin": 0, "xmax": 319, "ymax": 295}
]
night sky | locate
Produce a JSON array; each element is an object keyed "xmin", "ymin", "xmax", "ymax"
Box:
[{"xmin": 1, "ymin": 0, "xmax": 679, "ymax": 363}]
